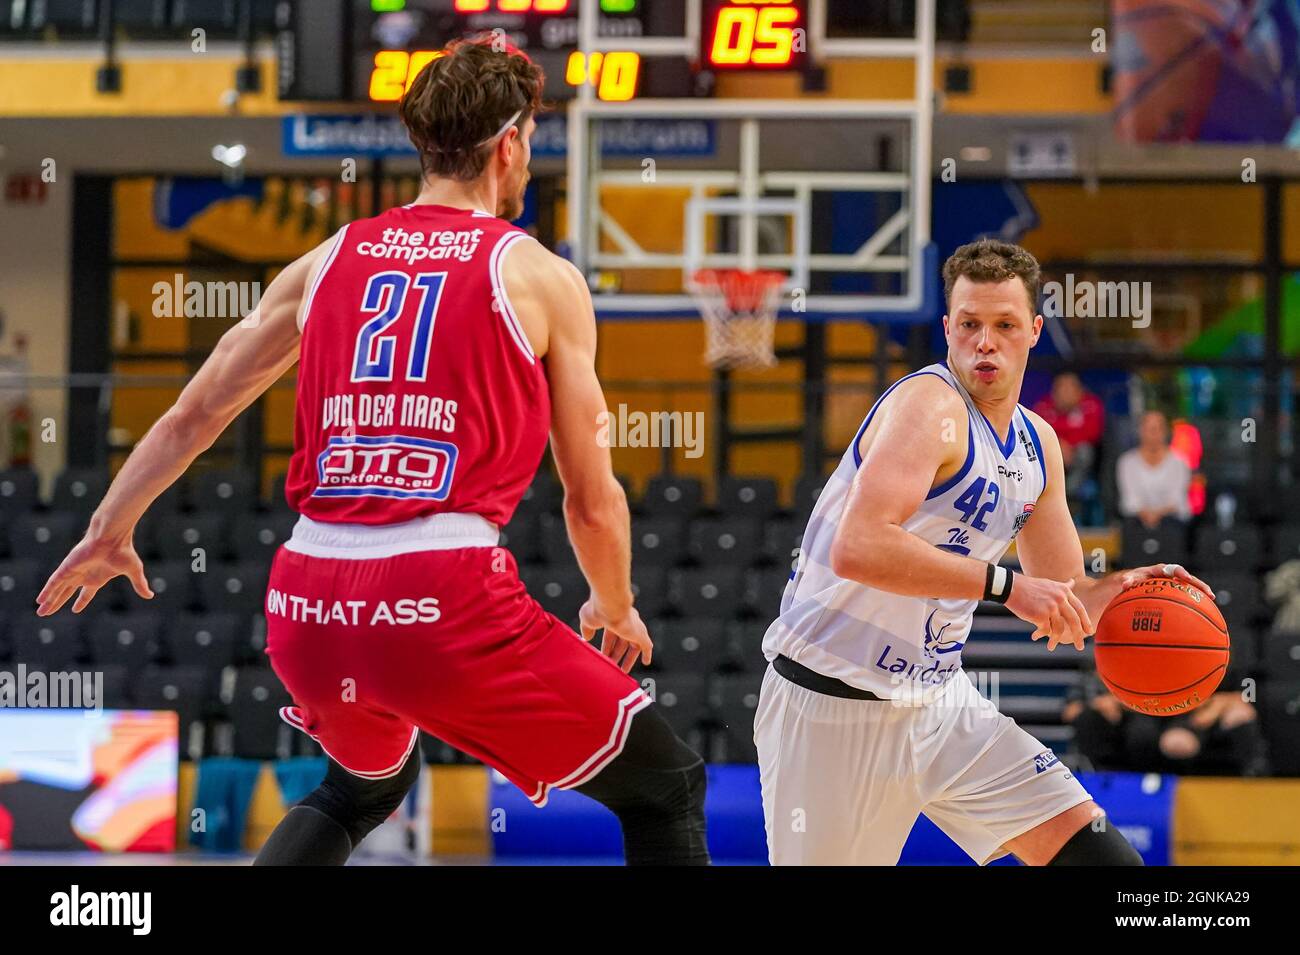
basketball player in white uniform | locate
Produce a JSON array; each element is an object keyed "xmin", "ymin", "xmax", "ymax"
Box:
[{"xmin": 756, "ymin": 239, "xmax": 1214, "ymax": 866}]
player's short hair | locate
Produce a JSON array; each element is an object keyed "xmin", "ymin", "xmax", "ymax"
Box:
[
  {"xmin": 942, "ymin": 239, "xmax": 1041, "ymax": 314},
  {"xmin": 399, "ymin": 36, "xmax": 544, "ymax": 182}
]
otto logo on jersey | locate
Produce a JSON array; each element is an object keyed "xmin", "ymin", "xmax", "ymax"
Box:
[{"xmin": 313, "ymin": 433, "xmax": 458, "ymax": 500}]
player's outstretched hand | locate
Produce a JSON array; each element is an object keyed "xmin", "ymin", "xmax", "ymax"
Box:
[
  {"xmin": 579, "ymin": 598, "xmax": 653, "ymax": 673},
  {"xmin": 1007, "ymin": 574, "xmax": 1093, "ymax": 652},
  {"xmin": 35, "ymin": 533, "xmax": 153, "ymax": 616}
]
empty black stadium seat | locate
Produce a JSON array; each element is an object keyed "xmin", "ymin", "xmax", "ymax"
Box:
[
  {"xmin": 499, "ymin": 511, "xmax": 539, "ymax": 563},
  {"xmin": 86, "ymin": 612, "xmax": 162, "ymax": 669},
  {"xmin": 631, "ymin": 517, "xmax": 687, "ymax": 568},
  {"xmin": 1259, "ymin": 680, "xmax": 1300, "ymax": 775},
  {"xmin": 793, "ymin": 474, "xmax": 828, "ymax": 520},
  {"xmin": 1119, "ymin": 518, "xmax": 1189, "ymax": 568},
  {"xmin": 688, "ymin": 517, "xmax": 762, "ymax": 567},
  {"xmin": 725, "ymin": 620, "xmax": 770, "ymax": 673},
  {"xmin": 537, "ymin": 513, "xmax": 577, "ymax": 566},
  {"xmin": 108, "ymin": 559, "xmax": 193, "ymax": 613},
  {"xmin": 630, "ymin": 566, "xmax": 669, "ymax": 619},
  {"xmin": 229, "ymin": 512, "xmax": 296, "ymax": 563},
  {"xmin": 1210, "ymin": 572, "xmax": 1262, "ymax": 630},
  {"xmin": 717, "ymin": 476, "xmax": 780, "ymax": 520},
  {"xmin": 96, "ymin": 665, "xmax": 132, "ymax": 709},
  {"xmin": 7, "ymin": 511, "xmax": 78, "ymax": 570},
  {"xmin": 1269, "ymin": 524, "xmax": 1300, "ymax": 565},
  {"xmin": 133, "ymin": 665, "xmax": 211, "ymax": 733},
  {"xmin": 11, "ymin": 616, "xmax": 83, "ymax": 670},
  {"xmin": 192, "ymin": 469, "xmax": 259, "ymax": 513},
  {"xmin": 761, "ymin": 516, "xmax": 802, "ymax": 567},
  {"xmin": 0, "ymin": 469, "xmax": 40, "ymax": 515},
  {"xmin": 745, "ymin": 566, "xmax": 792, "ymax": 618},
  {"xmin": 197, "ymin": 561, "xmax": 270, "ymax": 614},
  {"xmin": 152, "ymin": 512, "xmax": 227, "ymax": 562},
  {"xmin": 267, "ymin": 472, "xmax": 292, "ymax": 511},
  {"xmin": 516, "ymin": 472, "xmax": 562, "ymax": 517},
  {"xmin": 642, "ymin": 475, "xmax": 703, "ymax": 519},
  {"xmin": 162, "ymin": 612, "xmax": 241, "ymax": 670},
  {"xmin": 649, "ymin": 618, "xmax": 724, "ymax": 675},
  {"xmin": 711, "ymin": 673, "xmax": 763, "ymax": 763},
  {"xmin": 0, "ymin": 558, "xmax": 42, "ymax": 609},
  {"xmin": 647, "ymin": 671, "xmax": 709, "ymax": 738},
  {"xmin": 1263, "ymin": 630, "xmax": 1300, "ymax": 680},
  {"xmin": 52, "ymin": 469, "xmax": 108, "ymax": 515},
  {"xmin": 149, "ymin": 482, "xmax": 187, "ymax": 516},
  {"xmin": 228, "ymin": 666, "xmax": 294, "ymax": 759},
  {"xmin": 521, "ymin": 563, "xmax": 585, "ymax": 624},
  {"xmin": 1193, "ymin": 523, "xmax": 1263, "ymax": 572},
  {"xmin": 669, "ymin": 566, "xmax": 745, "ymax": 619}
]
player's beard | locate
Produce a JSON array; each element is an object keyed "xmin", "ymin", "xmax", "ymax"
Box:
[{"xmin": 499, "ymin": 168, "xmax": 530, "ymax": 221}]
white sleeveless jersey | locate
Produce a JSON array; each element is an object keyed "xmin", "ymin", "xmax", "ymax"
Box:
[{"xmin": 763, "ymin": 361, "xmax": 1048, "ymax": 700}]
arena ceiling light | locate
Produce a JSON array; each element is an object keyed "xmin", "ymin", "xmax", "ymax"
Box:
[{"xmin": 211, "ymin": 144, "xmax": 248, "ymax": 168}]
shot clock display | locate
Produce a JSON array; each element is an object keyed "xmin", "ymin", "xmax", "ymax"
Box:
[{"xmin": 703, "ymin": 0, "xmax": 807, "ymax": 71}]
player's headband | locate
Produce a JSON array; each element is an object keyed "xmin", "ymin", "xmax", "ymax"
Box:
[{"xmin": 477, "ymin": 109, "xmax": 524, "ymax": 148}]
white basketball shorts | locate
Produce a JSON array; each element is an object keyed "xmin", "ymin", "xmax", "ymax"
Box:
[{"xmin": 755, "ymin": 664, "xmax": 1092, "ymax": 865}]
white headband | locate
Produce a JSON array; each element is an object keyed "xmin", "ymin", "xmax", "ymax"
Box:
[{"xmin": 476, "ymin": 108, "xmax": 524, "ymax": 148}]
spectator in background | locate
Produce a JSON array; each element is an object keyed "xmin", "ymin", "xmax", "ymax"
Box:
[
  {"xmin": 1033, "ymin": 373, "xmax": 1104, "ymax": 525},
  {"xmin": 1117, "ymin": 410, "xmax": 1191, "ymax": 528},
  {"xmin": 1062, "ymin": 670, "xmax": 1269, "ymax": 777}
]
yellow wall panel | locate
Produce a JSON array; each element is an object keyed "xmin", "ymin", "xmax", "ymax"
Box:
[{"xmin": 1174, "ymin": 778, "xmax": 1300, "ymax": 865}]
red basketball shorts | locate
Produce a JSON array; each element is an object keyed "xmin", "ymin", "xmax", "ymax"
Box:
[{"xmin": 263, "ymin": 512, "xmax": 651, "ymax": 807}]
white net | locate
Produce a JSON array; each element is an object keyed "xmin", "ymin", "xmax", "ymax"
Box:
[{"xmin": 689, "ymin": 269, "xmax": 786, "ymax": 371}]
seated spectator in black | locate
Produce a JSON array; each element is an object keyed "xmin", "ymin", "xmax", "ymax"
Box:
[
  {"xmin": 1116, "ymin": 410, "xmax": 1191, "ymax": 529},
  {"xmin": 1063, "ymin": 669, "xmax": 1269, "ymax": 776}
]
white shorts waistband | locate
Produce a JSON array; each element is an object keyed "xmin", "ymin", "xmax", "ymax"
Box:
[{"xmin": 283, "ymin": 512, "xmax": 499, "ymax": 559}]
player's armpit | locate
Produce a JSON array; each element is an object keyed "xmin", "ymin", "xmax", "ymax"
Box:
[{"xmin": 828, "ymin": 377, "xmax": 986, "ymax": 600}]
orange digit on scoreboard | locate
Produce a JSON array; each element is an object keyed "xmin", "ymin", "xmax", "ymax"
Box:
[{"xmin": 707, "ymin": 0, "xmax": 804, "ymax": 69}]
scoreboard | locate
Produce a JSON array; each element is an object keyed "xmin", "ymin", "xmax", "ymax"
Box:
[{"xmin": 280, "ymin": 0, "xmax": 812, "ymax": 103}]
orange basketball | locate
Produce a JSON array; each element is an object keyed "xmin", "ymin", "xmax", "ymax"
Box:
[{"xmin": 1093, "ymin": 577, "xmax": 1229, "ymax": 717}]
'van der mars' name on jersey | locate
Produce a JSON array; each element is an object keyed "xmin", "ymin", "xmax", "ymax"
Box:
[{"xmin": 283, "ymin": 204, "xmax": 552, "ymax": 528}]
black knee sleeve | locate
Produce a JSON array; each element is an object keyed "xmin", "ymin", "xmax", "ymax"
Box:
[
  {"xmin": 300, "ymin": 748, "xmax": 422, "ymax": 849},
  {"xmin": 255, "ymin": 750, "xmax": 421, "ymax": 865},
  {"xmin": 1047, "ymin": 817, "xmax": 1144, "ymax": 866},
  {"xmin": 574, "ymin": 704, "xmax": 710, "ymax": 865}
]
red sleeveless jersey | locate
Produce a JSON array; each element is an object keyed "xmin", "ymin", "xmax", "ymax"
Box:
[{"xmin": 284, "ymin": 204, "xmax": 550, "ymax": 527}]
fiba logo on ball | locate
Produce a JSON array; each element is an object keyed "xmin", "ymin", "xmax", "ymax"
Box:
[{"xmin": 1129, "ymin": 609, "xmax": 1162, "ymax": 632}]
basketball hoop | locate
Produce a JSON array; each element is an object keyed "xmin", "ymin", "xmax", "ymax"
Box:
[{"xmin": 689, "ymin": 268, "xmax": 786, "ymax": 370}]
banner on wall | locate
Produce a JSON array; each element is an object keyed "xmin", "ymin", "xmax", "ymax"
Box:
[{"xmin": 281, "ymin": 114, "xmax": 717, "ymax": 160}]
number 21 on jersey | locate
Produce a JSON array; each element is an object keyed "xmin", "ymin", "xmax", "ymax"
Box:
[{"xmin": 352, "ymin": 271, "xmax": 448, "ymax": 383}]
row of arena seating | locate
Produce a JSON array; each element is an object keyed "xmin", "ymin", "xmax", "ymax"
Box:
[{"xmin": 2, "ymin": 465, "xmax": 1299, "ymax": 772}]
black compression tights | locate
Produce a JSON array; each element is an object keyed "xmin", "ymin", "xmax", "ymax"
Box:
[{"xmin": 574, "ymin": 703, "xmax": 711, "ymax": 866}]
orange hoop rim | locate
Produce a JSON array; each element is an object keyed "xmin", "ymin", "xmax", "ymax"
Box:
[{"xmin": 691, "ymin": 268, "xmax": 786, "ymax": 314}]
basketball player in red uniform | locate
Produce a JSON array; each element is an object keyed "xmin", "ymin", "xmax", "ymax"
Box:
[{"xmin": 36, "ymin": 38, "xmax": 710, "ymax": 866}]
